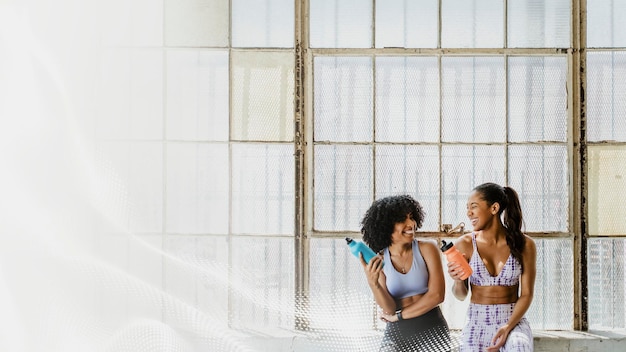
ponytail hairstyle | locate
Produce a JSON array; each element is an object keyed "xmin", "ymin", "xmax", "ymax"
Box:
[{"xmin": 473, "ymin": 183, "xmax": 526, "ymax": 270}]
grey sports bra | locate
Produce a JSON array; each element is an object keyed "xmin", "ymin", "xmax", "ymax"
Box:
[{"xmin": 383, "ymin": 239, "xmax": 429, "ymax": 299}]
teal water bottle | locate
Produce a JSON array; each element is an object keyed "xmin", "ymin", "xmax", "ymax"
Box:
[{"xmin": 346, "ymin": 237, "xmax": 381, "ymax": 266}]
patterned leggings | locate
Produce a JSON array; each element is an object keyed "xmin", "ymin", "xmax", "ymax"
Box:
[
  {"xmin": 461, "ymin": 303, "xmax": 533, "ymax": 352},
  {"xmin": 379, "ymin": 306, "xmax": 451, "ymax": 352}
]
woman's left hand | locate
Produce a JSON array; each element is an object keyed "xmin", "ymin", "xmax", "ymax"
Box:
[
  {"xmin": 486, "ymin": 324, "xmax": 510, "ymax": 351},
  {"xmin": 379, "ymin": 310, "xmax": 399, "ymax": 323}
]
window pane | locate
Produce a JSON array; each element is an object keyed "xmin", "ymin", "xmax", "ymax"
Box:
[
  {"xmin": 164, "ymin": 0, "xmax": 228, "ymax": 47},
  {"xmin": 98, "ymin": 48, "xmax": 163, "ymax": 140},
  {"xmin": 527, "ymin": 238, "xmax": 574, "ymax": 329},
  {"xmin": 508, "ymin": 0, "xmax": 570, "ymax": 48},
  {"xmin": 166, "ymin": 49, "xmax": 229, "ymax": 141},
  {"xmin": 375, "ymin": 0, "xmax": 438, "ymax": 48},
  {"xmin": 97, "ymin": 141, "xmax": 164, "ymax": 233},
  {"xmin": 508, "ymin": 145, "xmax": 568, "ymax": 232},
  {"xmin": 165, "ymin": 235, "xmax": 229, "ymax": 330},
  {"xmin": 375, "ymin": 57, "xmax": 439, "ymax": 143},
  {"xmin": 230, "ymin": 237, "xmax": 294, "ymax": 330},
  {"xmin": 100, "ymin": 0, "xmax": 163, "ymax": 47},
  {"xmin": 588, "ymin": 238, "xmax": 626, "ymax": 329},
  {"xmin": 166, "ymin": 143, "xmax": 229, "ymax": 234},
  {"xmin": 232, "ymin": 0, "xmax": 294, "ymax": 48},
  {"xmin": 442, "ymin": 0, "xmax": 503, "ymax": 48},
  {"xmin": 310, "ymin": 0, "xmax": 372, "ymax": 48},
  {"xmin": 309, "ymin": 238, "xmax": 375, "ymax": 331},
  {"xmin": 441, "ymin": 145, "xmax": 506, "ymax": 227},
  {"xmin": 588, "ymin": 146, "xmax": 626, "ymax": 236},
  {"xmin": 314, "ymin": 57, "xmax": 373, "ymax": 142},
  {"xmin": 314, "ymin": 145, "xmax": 372, "ymax": 232},
  {"xmin": 231, "ymin": 51, "xmax": 294, "ymax": 142},
  {"xmin": 508, "ymin": 56, "xmax": 567, "ymax": 142},
  {"xmin": 231, "ymin": 143, "xmax": 294, "ymax": 235},
  {"xmin": 375, "ymin": 145, "xmax": 440, "ymax": 231},
  {"xmin": 442, "ymin": 57, "xmax": 506, "ymax": 143},
  {"xmin": 588, "ymin": 0, "xmax": 626, "ymax": 48},
  {"xmin": 587, "ymin": 52, "xmax": 626, "ymax": 142}
]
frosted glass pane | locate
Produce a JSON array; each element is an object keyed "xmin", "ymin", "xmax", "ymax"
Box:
[
  {"xmin": 508, "ymin": 0, "xmax": 570, "ymax": 48},
  {"xmin": 165, "ymin": 235, "xmax": 229, "ymax": 330},
  {"xmin": 527, "ymin": 238, "xmax": 573, "ymax": 330},
  {"xmin": 166, "ymin": 143, "xmax": 229, "ymax": 234},
  {"xmin": 442, "ymin": 0, "xmax": 503, "ymax": 48},
  {"xmin": 98, "ymin": 49, "xmax": 163, "ymax": 140},
  {"xmin": 231, "ymin": 143, "xmax": 294, "ymax": 235},
  {"xmin": 164, "ymin": 0, "xmax": 229, "ymax": 47},
  {"xmin": 232, "ymin": 0, "xmax": 294, "ymax": 48},
  {"xmin": 508, "ymin": 145, "xmax": 568, "ymax": 232},
  {"xmin": 310, "ymin": 0, "xmax": 372, "ymax": 48},
  {"xmin": 375, "ymin": 145, "xmax": 440, "ymax": 231},
  {"xmin": 98, "ymin": 142, "xmax": 164, "ymax": 233},
  {"xmin": 166, "ymin": 50, "xmax": 229, "ymax": 141},
  {"xmin": 314, "ymin": 145, "xmax": 372, "ymax": 232},
  {"xmin": 309, "ymin": 238, "xmax": 377, "ymax": 330},
  {"xmin": 375, "ymin": 0, "xmax": 438, "ymax": 48},
  {"xmin": 588, "ymin": 146, "xmax": 626, "ymax": 236},
  {"xmin": 230, "ymin": 237, "xmax": 294, "ymax": 330},
  {"xmin": 588, "ymin": 0, "xmax": 626, "ymax": 48},
  {"xmin": 442, "ymin": 57, "xmax": 506, "ymax": 143},
  {"xmin": 99, "ymin": 0, "xmax": 163, "ymax": 47},
  {"xmin": 314, "ymin": 57, "xmax": 373, "ymax": 142},
  {"xmin": 232, "ymin": 51, "xmax": 294, "ymax": 142},
  {"xmin": 375, "ymin": 57, "xmax": 439, "ymax": 142},
  {"xmin": 441, "ymin": 145, "xmax": 506, "ymax": 226},
  {"xmin": 508, "ymin": 57, "xmax": 568, "ymax": 142},
  {"xmin": 588, "ymin": 238, "xmax": 626, "ymax": 329},
  {"xmin": 587, "ymin": 52, "xmax": 626, "ymax": 142}
]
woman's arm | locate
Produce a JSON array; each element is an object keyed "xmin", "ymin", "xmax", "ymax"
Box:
[
  {"xmin": 448, "ymin": 234, "xmax": 473, "ymax": 301},
  {"xmin": 360, "ymin": 253, "xmax": 396, "ymax": 314},
  {"xmin": 486, "ymin": 235, "xmax": 537, "ymax": 351},
  {"xmin": 390, "ymin": 241, "xmax": 446, "ymax": 320}
]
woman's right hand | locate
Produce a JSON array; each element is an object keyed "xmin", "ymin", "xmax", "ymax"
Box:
[
  {"xmin": 360, "ymin": 253, "xmax": 383, "ymax": 287},
  {"xmin": 447, "ymin": 261, "xmax": 467, "ymax": 281}
]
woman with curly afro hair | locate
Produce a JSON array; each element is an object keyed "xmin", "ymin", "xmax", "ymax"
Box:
[{"xmin": 359, "ymin": 195, "xmax": 451, "ymax": 351}]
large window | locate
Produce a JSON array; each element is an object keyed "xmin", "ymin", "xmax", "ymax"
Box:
[{"xmin": 15, "ymin": 0, "xmax": 626, "ymax": 350}]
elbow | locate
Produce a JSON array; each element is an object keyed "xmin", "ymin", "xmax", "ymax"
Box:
[{"xmin": 433, "ymin": 290, "xmax": 445, "ymax": 305}]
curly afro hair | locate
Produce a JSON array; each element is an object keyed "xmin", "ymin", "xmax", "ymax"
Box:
[{"xmin": 360, "ymin": 195, "xmax": 425, "ymax": 253}]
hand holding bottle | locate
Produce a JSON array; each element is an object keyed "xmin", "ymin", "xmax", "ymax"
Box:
[
  {"xmin": 346, "ymin": 237, "xmax": 384, "ymax": 287},
  {"xmin": 441, "ymin": 240, "xmax": 472, "ymax": 280}
]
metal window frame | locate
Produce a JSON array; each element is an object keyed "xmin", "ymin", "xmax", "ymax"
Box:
[{"xmin": 294, "ymin": 0, "xmax": 590, "ymax": 331}]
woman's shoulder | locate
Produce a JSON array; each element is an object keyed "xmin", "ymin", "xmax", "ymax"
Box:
[
  {"xmin": 523, "ymin": 234, "xmax": 537, "ymax": 253},
  {"xmin": 457, "ymin": 233, "xmax": 474, "ymax": 245},
  {"xmin": 416, "ymin": 238, "xmax": 437, "ymax": 251},
  {"xmin": 453, "ymin": 233, "xmax": 474, "ymax": 253},
  {"xmin": 415, "ymin": 239, "xmax": 440, "ymax": 262}
]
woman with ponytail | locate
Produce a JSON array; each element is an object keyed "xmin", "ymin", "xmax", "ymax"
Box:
[{"xmin": 446, "ymin": 183, "xmax": 536, "ymax": 351}]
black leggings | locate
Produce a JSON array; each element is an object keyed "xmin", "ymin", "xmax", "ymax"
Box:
[{"xmin": 379, "ymin": 306, "xmax": 451, "ymax": 352}]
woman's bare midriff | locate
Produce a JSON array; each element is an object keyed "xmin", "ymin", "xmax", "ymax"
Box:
[
  {"xmin": 470, "ymin": 284, "xmax": 519, "ymax": 305},
  {"xmin": 397, "ymin": 293, "xmax": 425, "ymax": 310}
]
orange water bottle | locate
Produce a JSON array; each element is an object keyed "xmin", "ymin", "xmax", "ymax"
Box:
[{"xmin": 440, "ymin": 240, "xmax": 472, "ymax": 280}]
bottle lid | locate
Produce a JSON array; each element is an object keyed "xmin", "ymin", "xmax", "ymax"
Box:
[
  {"xmin": 345, "ymin": 237, "xmax": 353, "ymax": 244},
  {"xmin": 440, "ymin": 240, "xmax": 453, "ymax": 252}
]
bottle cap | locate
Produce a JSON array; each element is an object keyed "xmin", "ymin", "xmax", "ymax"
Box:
[
  {"xmin": 440, "ymin": 240, "xmax": 454, "ymax": 252},
  {"xmin": 345, "ymin": 237, "xmax": 353, "ymax": 244}
]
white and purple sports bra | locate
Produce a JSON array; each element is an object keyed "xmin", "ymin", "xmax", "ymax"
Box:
[
  {"xmin": 469, "ymin": 232, "xmax": 521, "ymax": 287},
  {"xmin": 383, "ymin": 239, "xmax": 429, "ymax": 299}
]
